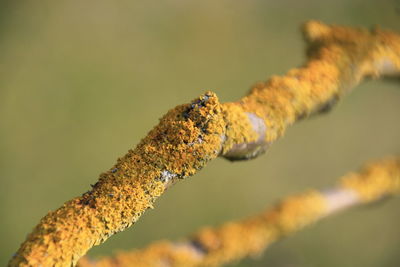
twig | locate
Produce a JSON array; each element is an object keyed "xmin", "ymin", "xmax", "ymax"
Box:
[
  {"xmin": 9, "ymin": 21, "xmax": 400, "ymax": 267},
  {"xmin": 77, "ymin": 157, "xmax": 400, "ymax": 267}
]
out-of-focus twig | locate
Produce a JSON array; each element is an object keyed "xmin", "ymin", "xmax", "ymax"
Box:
[
  {"xmin": 78, "ymin": 157, "xmax": 400, "ymax": 267},
  {"xmin": 9, "ymin": 21, "xmax": 400, "ymax": 267}
]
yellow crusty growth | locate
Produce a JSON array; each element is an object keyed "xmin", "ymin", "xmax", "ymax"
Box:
[
  {"xmin": 78, "ymin": 242, "xmax": 203, "ymax": 267},
  {"xmin": 192, "ymin": 191, "xmax": 325, "ymax": 267},
  {"xmin": 341, "ymin": 158, "xmax": 400, "ymax": 202},
  {"xmin": 238, "ymin": 21, "xmax": 400, "ymax": 144},
  {"xmin": 77, "ymin": 157, "xmax": 400, "ymax": 267},
  {"xmin": 9, "ymin": 92, "xmax": 229, "ymax": 266},
  {"xmin": 78, "ymin": 191, "xmax": 326, "ymax": 267},
  {"xmin": 9, "ymin": 21, "xmax": 400, "ymax": 267}
]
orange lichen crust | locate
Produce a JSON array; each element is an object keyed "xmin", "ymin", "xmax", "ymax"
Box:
[
  {"xmin": 78, "ymin": 191, "xmax": 326, "ymax": 267},
  {"xmin": 9, "ymin": 92, "xmax": 227, "ymax": 266},
  {"xmin": 77, "ymin": 157, "xmax": 400, "ymax": 267},
  {"xmin": 9, "ymin": 22, "xmax": 400, "ymax": 267},
  {"xmin": 341, "ymin": 158, "xmax": 400, "ymax": 202},
  {"xmin": 236, "ymin": 21, "xmax": 400, "ymax": 146}
]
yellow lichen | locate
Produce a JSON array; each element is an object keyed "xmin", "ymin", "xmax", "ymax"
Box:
[
  {"xmin": 77, "ymin": 191, "xmax": 326, "ymax": 267},
  {"xmin": 9, "ymin": 92, "xmax": 227, "ymax": 267},
  {"xmin": 77, "ymin": 157, "xmax": 400, "ymax": 267},
  {"xmin": 78, "ymin": 242, "xmax": 203, "ymax": 267},
  {"xmin": 237, "ymin": 21, "xmax": 400, "ymax": 145},
  {"xmin": 340, "ymin": 158, "xmax": 400, "ymax": 202},
  {"xmin": 220, "ymin": 102, "xmax": 263, "ymax": 159},
  {"xmin": 9, "ymin": 21, "xmax": 400, "ymax": 267},
  {"xmin": 193, "ymin": 190, "xmax": 326, "ymax": 266}
]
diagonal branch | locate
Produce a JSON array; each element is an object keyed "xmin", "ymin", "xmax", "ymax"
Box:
[
  {"xmin": 77, "ymin": 157, "xmax": 400, "ymax": 267},
  {"xmin": 9, "ymin": 21, "xmax": 400, "ymax": 267}
]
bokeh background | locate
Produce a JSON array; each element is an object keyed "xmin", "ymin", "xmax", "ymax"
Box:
[{"xmin": 1, "ymin": 0, "xmax": 400, "ymax": 266}]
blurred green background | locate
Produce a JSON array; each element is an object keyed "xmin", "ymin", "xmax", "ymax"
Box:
[{"xmin": 1, "ymin": 0, "xmax": 400, "ymax": 266}]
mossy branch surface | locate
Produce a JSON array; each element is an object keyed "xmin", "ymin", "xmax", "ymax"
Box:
[
  {"xmin": 9, "ymin": 21, "xmax": 400, "ymax": 267},
  {"xmin": 77, "ymin": 157, "xmax": 400, "ymax": 267}
]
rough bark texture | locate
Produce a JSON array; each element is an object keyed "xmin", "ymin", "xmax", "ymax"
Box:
[{"xmin": 9, "ymin": 21, "xmax": 400, "ymax": 267}]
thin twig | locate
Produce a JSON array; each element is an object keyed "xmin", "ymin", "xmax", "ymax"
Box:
[
  {"xmin": 9, "ymin": 21, "xmax": 400, "ymax": 267},
  {"xmin": 77, "ymin": 157, "xmax": 400, "ymax": 267}
]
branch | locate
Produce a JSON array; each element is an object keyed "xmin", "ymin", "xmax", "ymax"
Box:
[
  {"xmin": 76, "ymin": 157, "xmax": 400, "ymax": 267},
  {"xmin": 9, "ymin": 21, "xmax": 400, "ymax": 267}
]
